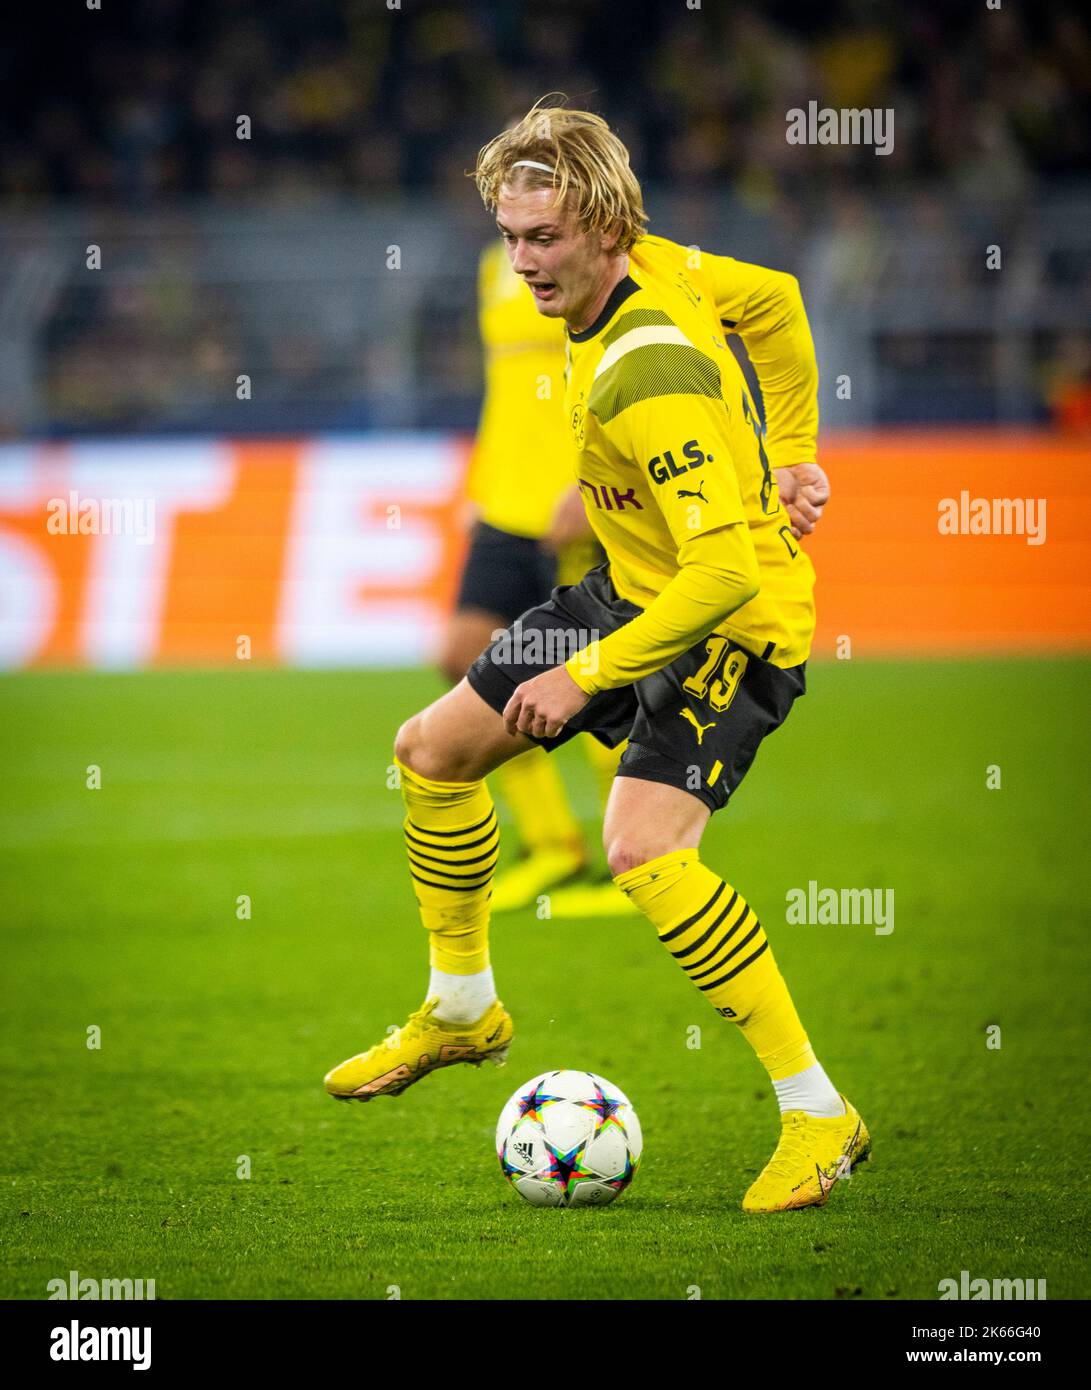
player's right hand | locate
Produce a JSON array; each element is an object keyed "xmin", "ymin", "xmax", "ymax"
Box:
[{"xmin": 503, "ymin": 664, "xmax": 589, "ymax": 739}]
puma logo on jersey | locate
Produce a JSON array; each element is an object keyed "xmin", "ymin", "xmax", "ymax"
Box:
[
  {"xmin": 679, "ymin": 708, "xmax": 717, "ymax": 744},
  {"xmin": 675, "ymin": 273, "xmax": 701, "ymax": 307},
  {"xmin": 677, "ymin": 482, "xmax": 707, "ymax": 503}
]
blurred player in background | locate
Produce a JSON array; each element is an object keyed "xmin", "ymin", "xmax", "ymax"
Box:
[
  {"xmin": 326, "ymin": 102, "xmax": 851, "ymax": 1214},
  {"xmin": 440, "ymin": 237, "xmax": 630, "ymax": 916}
]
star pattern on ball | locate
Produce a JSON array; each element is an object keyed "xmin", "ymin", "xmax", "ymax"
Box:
[
  {"xmin": 515, "ymin": 1078, "xmax": 564, "ymax": 1123},
  {"xmin": 575, "ymin": 1078, "xmax": 626, "ymax": 1125},
  {"xmin": 543, "ymin": 1135, "xmax": 590, "ymax": 1192}
]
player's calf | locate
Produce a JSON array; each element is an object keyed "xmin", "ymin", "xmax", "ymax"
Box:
[{"xmin": 325, "ymin": 681, "xmax": 537, "ymax": 1104}]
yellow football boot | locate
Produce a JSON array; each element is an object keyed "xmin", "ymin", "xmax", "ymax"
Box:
[
  {"xmin": 324, "ymin": 997, "xmax": 513, "ymax": 1101},
  {"xmin": 489, "ymin": 846, "xmax": 586, "ymax": 912},
  {"xmin": 742, "ymin": 1095, "xmax": 871, "ymax": 1213},
  {"xmin": 547, "ymin": 876, "xmax": 640, "ymax": 917}
]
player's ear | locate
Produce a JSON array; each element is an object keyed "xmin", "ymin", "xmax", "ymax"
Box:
[{"xmin": 600, "ymin": 221, "xmax": 623, "ymax": 255}]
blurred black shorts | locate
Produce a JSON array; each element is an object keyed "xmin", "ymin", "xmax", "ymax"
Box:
[
  {"xmin": 456, "ymin": 520, "xmax": 604, "ymax": 624},
  {"xmin": 455, "ymin": 521, "xmax": 558, "ymax": 624},
  {"xmin": 466, "ymin": 562, "xmax": 806, "ymax": 814}
]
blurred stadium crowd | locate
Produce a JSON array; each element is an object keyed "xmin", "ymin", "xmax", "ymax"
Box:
[
  {"xmin": 10, "ymin": 0, "xmax": 1091, "ymax": 202},
  {"xmin": 3, "ymin": 0, "xmax": 1089, "ymax": 436}
]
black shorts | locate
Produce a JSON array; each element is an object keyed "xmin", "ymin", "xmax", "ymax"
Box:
[
  {"xmin": 466, "ymin": 563, "xmax": 806, "ymax": 814},
  {"xmin": 456, "ymin": 521, "xmax": 559, "ymax": 626},
  {"xmin": 456, "ymin": 522, "xmax": 605, "ymax": 626}
]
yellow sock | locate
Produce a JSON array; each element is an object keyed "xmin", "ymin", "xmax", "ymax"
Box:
[
  {"xmin": 495, "ymin": 746, "xmax": 584, "ymax": 855},
  {"xmin": 614, "ymin": 849, "xmax": 816, "ymax": 1081},
  {"xmin": 582, "ymin": 736, "xmax": 625, "ymax": 812},
  {"xmin": 396, "ymin": 756, "xmax": 498, "ymax": 975}
]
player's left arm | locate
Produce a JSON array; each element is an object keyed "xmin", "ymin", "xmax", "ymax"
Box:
[{"xmin": 701, "ymin": 253, "xmax": 829, "ymax": 537}]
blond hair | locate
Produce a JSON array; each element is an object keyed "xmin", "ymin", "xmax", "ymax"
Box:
[{"xmin": 472, "ymin": 97, "xmax": 648, "ymax": 253}]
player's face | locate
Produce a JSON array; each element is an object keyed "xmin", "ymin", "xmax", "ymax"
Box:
[{"xmin": 496, "ymin": 184, "xmax": 617, "ymax": 330}]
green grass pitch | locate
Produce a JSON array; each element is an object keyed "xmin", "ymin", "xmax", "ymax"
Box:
[{"xmin": 1, "ymin": 658, "xmax": 1088, "ymax": 1300}]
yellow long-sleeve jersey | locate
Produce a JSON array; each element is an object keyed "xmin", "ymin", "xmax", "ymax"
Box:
[
  {"xmin": 561, "ymin": 234, "xmax": 820, "ymax": 685},
  {"xmin": 466, "ymin": 240, "xmax": 573, "ymax": 539}
]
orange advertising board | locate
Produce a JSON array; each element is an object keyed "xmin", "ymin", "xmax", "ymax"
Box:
[
  {"xmin": 0, "ymin": 430, "xmax": 1086, "ymax": 669},
  {"xmin": 806, "ymin": 431, "xmax": 1090, "ymax": 656}
]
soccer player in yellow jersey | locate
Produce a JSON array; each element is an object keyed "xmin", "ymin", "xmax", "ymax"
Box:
[
  {"xmin": 325, "ymin": 103, "xmax": 867, "ymax": 1213},
  {"xmin": 443, "ymin": 238, "xmax": 631, "ymax": 915}
]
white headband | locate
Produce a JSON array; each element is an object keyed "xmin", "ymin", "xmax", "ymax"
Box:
[{"xmin": 510, "ymin": 160, "xmax": 556, "ymax": 174}]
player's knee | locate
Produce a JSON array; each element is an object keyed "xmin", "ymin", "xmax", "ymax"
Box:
[
  {"xmin": 395, "ymin": 714, "xmax": 453, "ymax": 780},
  {"xmin": 393, "ymin": 714, "xmax": 423, "ymax": 772},
  {"xmin": 606, "ymin": 836, "xmax": 678, "ymax": 880},
  {"xmin": 394, "ymin": 709, "xmax": 477, "ymax": 783}
]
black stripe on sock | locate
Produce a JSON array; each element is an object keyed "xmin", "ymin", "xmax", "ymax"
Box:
[
  {"xmin": 409, "ymin": 869, "xmax": 496, "ymax": 893},
  {"xmin": 659, "ymin": 883, "xmax": 728, "ymax": 944},
  {"xmin": 698, "ymin": 939, "xmax": 769, "ymax": 991},
  {"xmin": 680, "ymin": 905, "xmax": 753, "ymax": 972},
  {"xmin": 669, "ymin": 893, "xmax": 743, "ymax": 961},
  {"xmin": 405, "ymin": 811, "xmax": 495, "ymax": 840},
  {"xmin": 688, "ymin": 920, "xmax": 763, "ymax": 982},
  {"xmin": 405, "ymin": 844, "xmax": 500, "ymax": 870},
  {"xmin": 405, "ymin": 856, "xmax": 498, "ymax": 885},
  {"xmin": 404, "ymin": 825, "xmax": 500, "ymax": 856}
]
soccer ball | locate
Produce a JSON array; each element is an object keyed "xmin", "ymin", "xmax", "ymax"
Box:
[{"xmin": 496, "ymin": 1070, "xmax": 642, "ymax": 1207}]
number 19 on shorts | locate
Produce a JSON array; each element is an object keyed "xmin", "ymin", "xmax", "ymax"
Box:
[{"xmin": 683, "ymin": 638, "xmax": 749, "ymax": 712}]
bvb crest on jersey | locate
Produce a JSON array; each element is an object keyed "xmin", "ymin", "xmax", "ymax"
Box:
[{"xmin": 570, "ymin": 402, "xmax": 586, "ymax": 449}]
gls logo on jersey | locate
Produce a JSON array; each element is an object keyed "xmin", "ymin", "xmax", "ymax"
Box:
[
  {"xmin": 647, "ymin": 439, "xmax": 710, "ymax": 485},
  {"xmin": 648, "ymin": 399, "xmax": 776, "ymax": 514}
]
